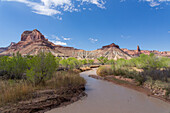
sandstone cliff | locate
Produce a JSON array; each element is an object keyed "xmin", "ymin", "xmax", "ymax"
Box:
[{"xmin": 0, "ymin": 29, "xmax": 132, "ymax": 60}]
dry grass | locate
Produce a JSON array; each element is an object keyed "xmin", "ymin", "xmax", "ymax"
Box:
[
  {"xmin": 0, "ymin": 80, "xmax": 34, "ymax": 106},
  {"xmin": 0, "ymin": 71, "xmax": 86, "ymax": 107},
  {"xmin": 97, "ymin": 65, "xmax": 113, "ymax": 77},
  {"xmin": 46, "ymin": 71, "xmax": 86, "ymax": 89}
]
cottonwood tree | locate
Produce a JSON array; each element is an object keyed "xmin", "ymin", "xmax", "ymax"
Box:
[
  {"xmin": 97, "ymin": 56, "xmax": 108, "ymax": 65},
  {"xmin": 26, "ymin": 52, "xmax": 57, "ymax": 85}
]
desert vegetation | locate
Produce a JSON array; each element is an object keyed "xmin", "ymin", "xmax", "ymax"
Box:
[
  {"xmin": 96, "ymin": 54, "xmax": 170, "ymax": 100},
  {"xmin": 0, "ymin": 52, "xmax": 87, "ymax": 108}
]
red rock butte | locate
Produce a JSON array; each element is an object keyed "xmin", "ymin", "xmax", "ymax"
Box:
[
  {"xmin": 101, "ymin": 43, "xmax": 120, "ymax": 49},
  {"xmin": 21, "ymin": 29, "xmax": 47, "ymax": 42}
]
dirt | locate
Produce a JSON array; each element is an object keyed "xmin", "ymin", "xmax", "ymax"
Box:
[{"xmin": 0, "ymin": 86, "xmax": 86, "ymax": 113}]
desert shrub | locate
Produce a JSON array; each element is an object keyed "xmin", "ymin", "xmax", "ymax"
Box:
[
  {"xmin": 56, "ymin": 57, "xmax": 62, "ymax": 69},
  {"xmin": 60, "ymin": 59, "xmax": 69, "ymax": 70},
  {"xmin": 97, "ymin": 56, "xmax": 108, "ymax": 65},
  {"xmin": 106, "ymin": 59, "xmax": 115, "ymax": 65},
  {"xmin": 67, "ymin": 57, "xmax": 82, "ymax": 69},
  {"xmin": 97, "ymin": 66, "xmax": 113, "ymax": 76},
  {"xmin": 132, "ymin": 53, "xmax": 165, "ymax": 69},
  {"xmin": 159, "ymin": 57, "xmax": 170, "ymax": 68},
  {"xmin": 47, "ymin": 71, "xmax": 86, "ymax": 88},
  {"xmin": 111, "ymin": 63, "xmax": 145, "ymax": 85},
  {"xmin": 115, "ymin": 58, "xmax": 127, "ymax": 67},
  {"xmin": 0, "ymin": 53, "xmax": 27, "ymax": 79},
  {"xmin": 88, "ymin": 59, "xmax": 94, "ymax": 65},
  {"xmin": 0, "ymin": 56, "xmax": 9, "ymax": 77},
  {"xmin": 26, "ymin": 52, "xmax": 57, "ymax": 85},
  {"xmin": 60, "ymin": 58, "xmax": 82, "ymax": 70},
  {"xmin": 81, "ymin": 59, "xmax": 87, "ymax": 66},
  {"xmin": 141, "ymin": 68, "xmax": 170, "ymax": 82},
  {"xmin": 134, "ymin": 74, "xmax": 146, "ymax": 85}
]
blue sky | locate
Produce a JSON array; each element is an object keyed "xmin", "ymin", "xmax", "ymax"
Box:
[{"xmin": 0, "ymin": 0, "xmax": 170, "ymax": 51}]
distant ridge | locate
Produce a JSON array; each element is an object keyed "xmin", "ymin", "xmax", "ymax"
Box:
[{"xmin": 0, "ymin": 29, "xmax": 169, "ymax": 59}]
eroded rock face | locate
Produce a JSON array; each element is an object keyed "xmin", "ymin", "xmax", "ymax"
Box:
[
  {"xmin": 21, "ymin": 29, "xmax": 47, "ymax": 42},
  {"xmin": 1, "ymin": 29, "xmax": 170, "ymax": 59},
  {"xmin": 101, "ymin": 43, "xmax": 119, "ymax": 49},
  {"xmin": 0, "ymin": 29, "xmax": 132, "ymax": 59}
]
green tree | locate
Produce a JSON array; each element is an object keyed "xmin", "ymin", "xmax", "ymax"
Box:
[
  {"xmin": 97, "ymin": 56, "xmax": 108, "ymax": 65},
  {"xmin": 88, "ymin": 59, "xmax": 94, "ymax": 65},
  {"xmin": 107, "ymin": 59, "xmax": 115, "ymax": 65},
  {"xmin": 56, "ymin": 57, "xmax": 62, "ymax": 69},
  {"xmin": 26, "ymin": 52, "xmax": 57, "ymax": 85},
  {"xmin": 7, "ymin": 52, "xmax": 27, "ymax": 79},
  {"xmin": 81, "ymin": 59, "xmax": 87, "ymax": 66},
  {"xmin": 60, "ymin": 59, "xmax": 69, "ymax": 70}
]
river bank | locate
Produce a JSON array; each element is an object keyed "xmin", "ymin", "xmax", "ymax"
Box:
[
  {"xmin": 89, "ymin": 74, "xmax": 170, "ymax": 103},
  {"xmin": 0, "ymin": 85, "xmax": 86, "ymax": 113}
]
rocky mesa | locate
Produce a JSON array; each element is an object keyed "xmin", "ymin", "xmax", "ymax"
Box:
[{"xmin": 0, "ymin": 29, "xmax": 169, "ymax": 59}]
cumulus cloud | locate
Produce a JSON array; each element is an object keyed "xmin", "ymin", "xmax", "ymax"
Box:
[
  {"xmin": 2, "ymin": 0, "xmax": 106, "ymax": 17},
  {"xmin": 49, "ymin": 35, "xmax": 72, "ymax": 45},
  {"xmin": 89, "ymin": 38, "xmax": 98, "ymax": 43},
  {"xmin": 50, "ymin": 40, "xmax": 67, "ymax": 46}
]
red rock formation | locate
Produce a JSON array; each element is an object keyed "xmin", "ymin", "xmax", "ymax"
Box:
[
  {"xmin": 21, "ymin": 29, "xmax": 47, "ymax": 42},
  {"xmin": 137, "ymin": 45, "xmax": 140, "ymax": 52},
  {"xmin": 101, "ymin": 43, "xmax": 119, "ymax": 49},
  {"xmin": 1, "ymin": 29, "xmax": 169, "ymax": 59},
  {"xmin": 0, "ymin": 30, "xmax": 132, "ymax": 59},
  {"xmin": 121, "ymin": 45, "xmax": 170, "ymax": 58}
]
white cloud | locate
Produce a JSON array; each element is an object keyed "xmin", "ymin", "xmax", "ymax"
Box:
[
  {"xmin": 120, "ymin": 0, "xmax": 170, "ymax": 7},
  {"xmin": 62, "ymin": 36, "xmax": 71, "ymax": 40},
  {"xmin": 89, "ymin": 38, "xmax": 98, "ymax": 43},
  {"xmin": 49, "ymin": 40, "xmax": 67, "ymax": 46},
  {"xmin": 2, "ymin": 0, "xmax": 106, "ymax": 18},
  {"xmin": 49, "ymin": 35, "xmax": 72, "ymax": 45},
  {"xmin": 51, "ymin": 35, "xmax": 60, "ymax": 40},
  {"xmin": 139, "ymin": 0, "xmax": 170, "ymax": 7},
  {"xmin": 120, "ymin": 35, "xmax": 131, "ymax": 38}
]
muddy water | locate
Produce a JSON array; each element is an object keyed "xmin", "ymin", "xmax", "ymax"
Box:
[{"xmin": 47, "ymin": 69, "xmax": 170, "ymax": 113}]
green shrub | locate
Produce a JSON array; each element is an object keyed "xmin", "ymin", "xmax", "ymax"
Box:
[
  {"xmin": 97, "ymin": 66, "xmax": 113, "ymax": 77},
  {"xmin": 141, "ymin": 68, "xmax": 170, "ymax": 82},
  {"xmin": 0, "ymin": 52, "xmax": 27, "ymax": 79}
]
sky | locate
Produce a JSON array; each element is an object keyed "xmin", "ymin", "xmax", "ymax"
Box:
[{"xmin": 0, "ymin": 0, "xmax": 170, "ymax": 51}]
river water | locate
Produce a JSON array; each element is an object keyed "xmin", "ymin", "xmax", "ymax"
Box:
[{"xmin": 47, "ymin": 69, "xmax": 170, "ymax": 113}]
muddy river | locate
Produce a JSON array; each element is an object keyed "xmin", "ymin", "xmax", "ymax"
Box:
[{"xmin": 47, "ymin": 69, "xmax": 170, "ymax": 113}]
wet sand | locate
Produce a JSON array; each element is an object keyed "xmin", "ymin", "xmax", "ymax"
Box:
[{"xmin": 47, "ymin": 69, "xmax": 170, "ymax": 113}]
